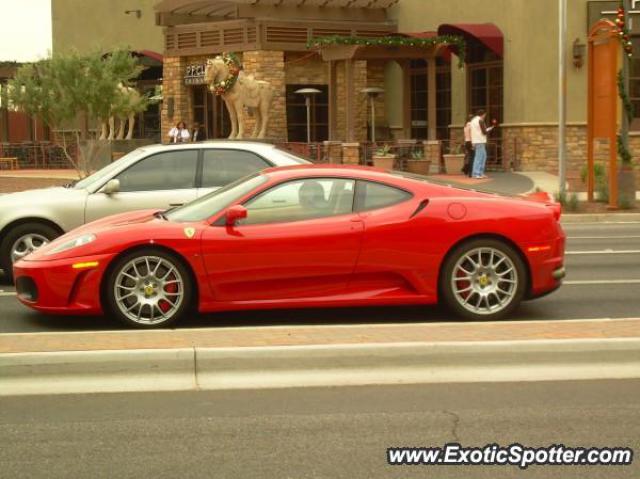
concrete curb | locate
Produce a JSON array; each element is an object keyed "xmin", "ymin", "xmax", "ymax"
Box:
[
  {"xmin": 1, "ymin": 338, "xmax": 639, "ymax": 396},
  {"xmin": 562, "ymin": 213, "xmax": 640, "ymax": 223}
]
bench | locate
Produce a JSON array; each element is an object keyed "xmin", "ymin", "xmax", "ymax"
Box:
[{"xmin": 0, "ymin": 157, "xmax": 19, "ymax": 170}]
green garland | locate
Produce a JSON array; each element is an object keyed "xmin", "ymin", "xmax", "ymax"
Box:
[
  {"xmin": 617, "ymin": 69, "xmax": 634, "ymax": 123},
  {"xmin": 616, "ymin": 1, "xmax": 634, "ymax": 166},
  {"xmin": 307, "ymin": 35, "xmax": 466, "ymax": 68}
]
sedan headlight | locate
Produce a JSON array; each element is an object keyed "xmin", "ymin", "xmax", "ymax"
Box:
[{"xmin": 45, "ymin": 234, "xmax": 96, "ymax": 255}]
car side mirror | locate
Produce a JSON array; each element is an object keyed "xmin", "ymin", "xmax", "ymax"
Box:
[
  {"xmin": 103, "ymin": 179, "xmax": 120, "ymax": 195},
  {"xmin": 225, "ymin": 205, "xmax": 248, "ymax": 226}
]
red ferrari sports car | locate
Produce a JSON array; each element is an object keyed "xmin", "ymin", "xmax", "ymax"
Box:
[{"xmin": 14, "ymin": 165, "xmax": 565, "ymax": 328}]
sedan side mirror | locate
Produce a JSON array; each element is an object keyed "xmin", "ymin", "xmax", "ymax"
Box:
[
  {"xmin": 225, "ymin": 205, "xmax": 248, "ymax": 226},
  {"xmin": 103, "ymin": 179, "xmax": 120, "ymax": 195}
]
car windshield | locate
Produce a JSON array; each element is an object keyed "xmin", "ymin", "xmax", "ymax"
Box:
[
  {"xmin": 72, "ymin": 148, "xmax": 148, "ymax": 190},
  {"xmin": 166, "ymin": 173, "xmax": 268, "ymax": 222}
]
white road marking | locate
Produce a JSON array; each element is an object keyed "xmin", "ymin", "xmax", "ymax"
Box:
[
  {"xmin": 564, "ymin": 279, "xmax": 640, "ymax": 285},
  {"xmin": 563, "ymin": 221, "xmax": 640, "ymax": 225},
  {"xmin": 565, "ymin": 249, "xmax": 640, "ymax": 255},
  {"xmin": 0, "ymin": 291, "xmax": 16, "ymax": 297},
  {"xmin": 568, "ymin": 235, "xmax": 640, "ymax": 240}
]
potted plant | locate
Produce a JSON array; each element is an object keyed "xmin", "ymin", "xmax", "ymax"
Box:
[
  {"xmin": 372, "ymin": 144, "xmax": 396, "ymax": 170},
  {"xmin": 443, "ymin": 143, "xmax": 466, "ymax": 175},
  {"xmin": 405, "ymin": 149, "xmax": 432, "ymax": 176}
]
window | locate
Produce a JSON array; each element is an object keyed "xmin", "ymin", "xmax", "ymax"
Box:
[
  {"xmin": 286, "ymin": 84, "xmax": 329, "ymax": 142},
  {"xmin": 630, "ymin": 38, "xmax": 640, "ymax": 130},
  {"xmin": 409, "ymin": 58, "xmax": 452, "ymax": 140},
  {"xmin": 115, "ymin": 150, "xmax": 198, "ymax": 192},
  {"xmin": 202, "ymin": 150, "xmax": 270, "ymax": 187},
  {"xmin": 242, "ymin": 178, "xmax": 355, "ymax": 225},
  {"xmin": 356, "ymin": 181, "xmax": 412, "ymax": 212}
]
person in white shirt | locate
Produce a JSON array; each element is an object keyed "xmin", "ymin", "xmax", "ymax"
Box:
[
  {"xmin": 191, "ymin": 122, "xmax": 205, "ymax": 142},
  {"xmin": 168, "ymin": 121, "xmax": 191, "ymax": 143},
  {"xmin": 470, "ymin": 110, "xmax": 495, "ymax": 179},
  {"xmin": 462, "ymin": 114, "xmax": 474, "ymax": 177}
]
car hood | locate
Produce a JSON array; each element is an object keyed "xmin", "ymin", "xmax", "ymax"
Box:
[{"xmin": 0, "ymin": 186, "xmax": 86, "ymax": 206}]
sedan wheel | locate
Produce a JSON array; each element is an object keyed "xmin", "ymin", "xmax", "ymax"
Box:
[
  {"xmin": 106, "ymin": 249, "xmax": 193, "ymax": 328},
  {"xmin": 11, "ymin": 233, "xmax": 50, "ymax": 263},
  {"xmin": 0, "ymin": 222, "xmax": 60, "ymax": 282},
  {"xmin": 441, "ymin": 239, "xmax": 526, "ymax": 321}
]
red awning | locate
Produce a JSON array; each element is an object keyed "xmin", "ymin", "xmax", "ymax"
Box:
[
  {"xmin": 134, "ymin": 50, "xmax": 164, "ymax": 63},
  {"xmin": 437, "ymin": 23, "xmax": 504, "ymax": 58}
]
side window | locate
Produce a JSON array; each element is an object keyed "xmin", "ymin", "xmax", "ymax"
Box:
[
  {"xmin": 202, "ymin": 150, "xmax": 270, "ymax": 188},
  {"xmin": 357, "ymin": 181, "xmax": 412, "ymax": 211},
  {"xmin": 241, "ymin": 178, "xmax": 355, "ymax": 225},
  {"xmin": 115, "ymin": 151, "xmax": 198, "ymax": 192}
]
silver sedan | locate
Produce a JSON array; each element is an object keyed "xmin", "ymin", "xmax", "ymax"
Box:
[{"xmin": 0, "ymin": 141, "xmax": 309, "ymax": 280}]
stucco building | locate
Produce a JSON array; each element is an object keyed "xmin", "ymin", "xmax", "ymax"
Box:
[{"xmin": 49, "ymin": 0, "xmax": 640, "ymax": 184}]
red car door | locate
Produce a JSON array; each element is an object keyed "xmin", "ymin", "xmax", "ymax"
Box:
[{"xmin": 200, "ymin": 177, "xmax": 363, "ymax": 302}]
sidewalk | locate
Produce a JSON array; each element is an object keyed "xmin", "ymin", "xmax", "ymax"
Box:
[
  {"xmin": 1, "ymin": 317, "xmax": 638, "ymax": 354},
  {"xmin": 0, "ymin": 169, "xmax": 79, "ymax": 194},
  {"xmin": 2, "ymin": 319, "xmax": 639, "ymax": 396}
]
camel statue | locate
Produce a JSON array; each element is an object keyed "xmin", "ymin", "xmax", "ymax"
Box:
[
  {"xmin": 205, "ymin": 53, "xmax": 274, "ymax": 140},
  {"xmin": 99, "ymin": 83, "xmax": 144, "ymax": 141}
]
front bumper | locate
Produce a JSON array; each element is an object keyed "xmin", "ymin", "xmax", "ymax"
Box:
[{"xmin": 13, "ymin": 254, "xmax": 113, "ymax": 315}]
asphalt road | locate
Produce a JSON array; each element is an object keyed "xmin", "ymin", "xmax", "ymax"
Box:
[
  {"xmin": 0, "ymin": 221, "xmax": 639, "ymax": 333},
  {"xmin": 0, "ymin": 380, "xmax": 638, "ymax": 479}
]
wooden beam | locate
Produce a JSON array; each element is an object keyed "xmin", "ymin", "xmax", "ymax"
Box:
[
  {"xmin": 401, "ymin": 60, "xmax": 411, "ymax": 140},
  {"xmin": 345, "ymin": 59, "xmax": 356, "ymax": 142},
  {"xmin": 427, "ymin": 58, "xmax": 437, "ymax": 140},
  {"xmin": 328, "ymin": 60, "xmax": 337, "ymax": 140}
]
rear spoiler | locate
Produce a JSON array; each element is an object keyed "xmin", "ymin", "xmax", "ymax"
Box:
[{"xmin": 521, "ymin": 191, "xmax": 562, "ymax": 221}]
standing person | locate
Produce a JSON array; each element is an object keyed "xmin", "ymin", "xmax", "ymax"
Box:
[
  {"xmin": 462, "ymin": 114, "xmax": 474, "ymax": 177},
  {"xmin": 168, "ymin": 121, "xmax": 191, "ymax": 143},
  {"xmin": 191, "ymin": 122, "xmax": 205, "ymax": 142},
  {"xmin": 470, "ymin": 110, "xmax": 495, "ymax": 179}
]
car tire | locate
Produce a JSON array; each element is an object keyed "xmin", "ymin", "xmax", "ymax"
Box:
[
  {"xmin": 0, "ymin": 222, "xmax": 60, "ymax": 282},
  {"xmin": 440, "ymin": 238, "xmax": 527, "ymax": 321},
  {"xmin": 104, "ymin": 248, "xmax": 193, "ymax": 329}
]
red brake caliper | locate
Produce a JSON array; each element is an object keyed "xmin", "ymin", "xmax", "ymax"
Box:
[{"xmin": 160, "ymin": 278, "xmax": 178, "ymax": 313}]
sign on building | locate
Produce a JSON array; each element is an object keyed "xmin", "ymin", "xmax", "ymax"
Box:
[{"xmin": 184, "ymin": 64, "xmax": 207, "ymax": 85}]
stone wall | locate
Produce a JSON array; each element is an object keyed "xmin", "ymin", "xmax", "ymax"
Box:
[
  {"xmin": 285, "ymin": 52, "xmax": 327, "ymax": 85},
  {"xmin": 242, "ymin": 51, "xmax": 287, "ymax": 141}
]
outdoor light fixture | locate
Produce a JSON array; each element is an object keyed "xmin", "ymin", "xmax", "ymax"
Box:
[
  {"xmin": 295, "ymin": 88, "xmax": 322, "ymax": 143},
  {"xmin": 124, "ymin": 9, "xmax": 142, "ymax": 19},
  {"xmin": 573, "ymin": 38, "xmax": 586, "ymax": 69},
  {"xmin": 362, "ymin": 87, "xmax": 385, "ymax": 143}
]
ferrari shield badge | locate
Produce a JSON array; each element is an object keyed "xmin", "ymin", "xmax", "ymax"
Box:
[{"xmin": 184, "ymin": 227, "xmax": 196, "ymax": 239}]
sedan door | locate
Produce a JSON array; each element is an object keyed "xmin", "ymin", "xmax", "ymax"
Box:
[
  {"xmin": 85, "ymin": 150, "xmax": 199, "ymax": 223},
  {"xmin": 200, "ymin": 177, "xmax": 363, "ymax": 302},
  {"xmin": 197, "ymin": 149, "xmax": 272, "ymax": 197}
]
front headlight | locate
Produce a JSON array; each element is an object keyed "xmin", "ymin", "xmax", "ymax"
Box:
[{"xmin": 45, "ymin": 234, "xmax": 96, "ymax": 255}]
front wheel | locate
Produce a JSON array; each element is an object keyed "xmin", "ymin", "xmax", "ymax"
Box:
[
  {"xmin": 440, "ymin": 239, "xmax": 527, "ymax": 321},
  {"xmin": 104, "ymin": 249, "xmax": 193, "ymax": 329},
  {"xmin": 0, "ymin": 223, "xmax": 60, "ymax": 282}
]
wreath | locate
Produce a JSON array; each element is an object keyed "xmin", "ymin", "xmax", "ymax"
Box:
[{"xmin": 212, "ymin": 52, "xmax": 242, "ymax": 96}]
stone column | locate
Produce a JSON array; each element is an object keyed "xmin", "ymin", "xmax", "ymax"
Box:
[
  {"xmin": 242, "ymin": 51, "xmax": 287, "ymax": 141},
  {"xmin": 342, "ymin": 142, "xmax": 361, "ymax": 165},
  {"xmin": 161, "ymin": 56, "xmax": 192, "ymax": 143},
  {"xmin": 323, "ymin": 141, "xmax": 343, "ymax": 163}
]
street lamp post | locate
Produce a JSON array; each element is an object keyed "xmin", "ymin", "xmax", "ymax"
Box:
[
  {"xmin": 362, "ymin": 87, "xmax": 385, "ymax": 144},
  {"xmin": 558, "ymin": 0, "xmax": 568, "ymax": 198},
  {"xmin": 295, "ymin": 88, "xmax": 321, "ymax": 143}
]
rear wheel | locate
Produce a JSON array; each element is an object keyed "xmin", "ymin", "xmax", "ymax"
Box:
[
  {"xmin": 104, "ymin": 249, "xmax": 193, "ymax": 329},
  {"xmin": 0, "ymin": 222, "xmax": 60, "ymax": 282},
  {"xmin": 440, "ymin": 239, "xmax": 526, "ymax": 321}
]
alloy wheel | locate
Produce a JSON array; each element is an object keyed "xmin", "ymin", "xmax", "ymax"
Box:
[
  {"xmin": 10, "ymin": 233, "xmax": 50, "ymax": 263},
  {"xmin": 450, "ymin": 247, "xmax": 518, "ymax": 316},
  {"xmin": 113, "ymin": 255, "xmax": 185, "ymax": 325}
]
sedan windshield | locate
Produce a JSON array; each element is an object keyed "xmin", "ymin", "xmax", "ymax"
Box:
[
  {"xmin": 72, "ymin": 148, "xmax": 147, "ymax": 190},
  {"xmin": 166, "ymin": 173, "xmax": 267, "ymax": 222}
]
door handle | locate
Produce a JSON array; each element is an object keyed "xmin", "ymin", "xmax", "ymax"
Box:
[{"xmin": 169, "ymin": 203, "xmax": 184, "ymax": 207}]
